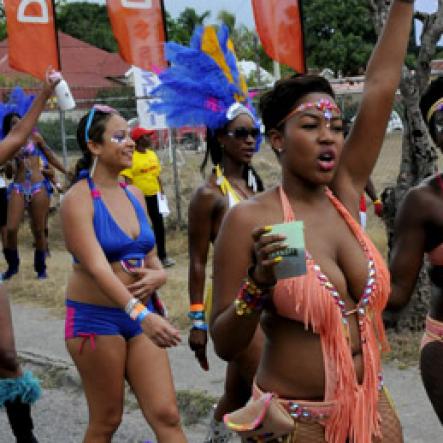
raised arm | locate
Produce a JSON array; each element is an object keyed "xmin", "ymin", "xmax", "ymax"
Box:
[
  {"xmin": 0, "ymin": 80, "xmax": 56, "ymax": 165},
  {"xmin": 336, "ymin": 0, "xmax": 414, "ymax": 197},
  {"xmin": 388, "ymin": 187, "xmax": 426, "ymax": 311},
  {"xmin": 36, "ymin": 135, "xmax": 68, "ymax": 174}
]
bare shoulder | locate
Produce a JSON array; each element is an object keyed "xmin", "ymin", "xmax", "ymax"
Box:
[
  {"xmin": 127, "ymin": 184, "xmax": 145, "ymax": 205},
  {"xmin": 397, "ymin": 180, "xmax": 435, "ymax": 223},
  {"xmin": 190, "ymin": 179, "xmax": 223, "ymax": 209},
  {"xmin": 222, "ymin": 187, "xmax": 282, "ymax": 231},
  {"xmin": 61, "ymin": 180, "xmax": 92, "ymax": 215},
  {"xmin": 31, "ymin": 132, "xmax": 45, "ymax": 145}
]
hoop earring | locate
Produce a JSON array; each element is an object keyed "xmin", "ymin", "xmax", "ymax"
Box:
[{"xmin": 90, "ymin": 156, "xmax": 98, "ymax": 178}]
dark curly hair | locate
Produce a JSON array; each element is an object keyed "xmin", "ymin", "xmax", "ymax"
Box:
[
  {"xmin": 420, "ymin": 76, "xmax": 443, "ymax": 144},
  {"xmin": 259, "ymin": 74, "xmax": 336, "ymax": 134}
]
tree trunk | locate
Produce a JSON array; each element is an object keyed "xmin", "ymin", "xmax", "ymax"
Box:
[{"xmin": 369, "ymin": 1, "xmax": 443, "ymax": 330}]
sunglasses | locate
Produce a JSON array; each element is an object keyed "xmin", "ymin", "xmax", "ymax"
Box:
[
  {"xmin": 226, "ymin": 127, "xmax": 260, "ymax": 139},
  {"xmin": 85, "ymin": 104, "xmax": 117, "ymax": 143}
]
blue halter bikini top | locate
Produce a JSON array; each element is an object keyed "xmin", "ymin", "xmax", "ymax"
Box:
[{"xmin": 74, "ymin": 177, "xmax": 155, "ymax": 264}]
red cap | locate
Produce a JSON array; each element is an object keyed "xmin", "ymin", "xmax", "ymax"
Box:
[{"xmin": 130, "ymin": 126, "xmax": 155, "ymax": 142}]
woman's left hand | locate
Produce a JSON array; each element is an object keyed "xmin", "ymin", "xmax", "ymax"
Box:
[{"xmin": 127, "ymin": 268, "xmax": 165, "ymax": 299}]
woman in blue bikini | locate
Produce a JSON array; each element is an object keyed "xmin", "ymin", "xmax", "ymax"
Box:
[
  {"xmin": 61, "ymin": 105, "xmax": 186, "ymax": 442},
  {"xmin": 2, "ymin": 109, "xmax": 68, "ymax": 279}
]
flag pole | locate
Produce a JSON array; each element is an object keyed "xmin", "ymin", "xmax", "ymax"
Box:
[
  {"xmin": 52, "ymin": 0, "xmax": 69, "ymax": 176},
  {"xmin": 159, "ymin": 0, "xmax": 183, "ymax": 226},
  {"xmin": 159, "ymin": 0, "xmax": 169, "ymax": 42},
  {"xmin": 298, "ymin": 0, "xmax": 307, "ymax": 73}
]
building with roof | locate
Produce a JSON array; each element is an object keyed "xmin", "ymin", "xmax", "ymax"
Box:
[{"xmin": 0, "ymin": 32, "xmax": 130, "ymax": 106}]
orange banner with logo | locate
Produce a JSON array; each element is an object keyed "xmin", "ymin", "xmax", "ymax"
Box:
[
  {"xmin": 5, "ymin": 0, "xmax": 59, "ymax": 80},
  {"xmin": 252, "ymin": 0, "xmax": 305, "ymax": 73},
  {"xmin": 107, "ymin": 0, "xmax": 166, "ymax": 72}
]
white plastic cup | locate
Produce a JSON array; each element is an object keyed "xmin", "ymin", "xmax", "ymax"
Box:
[{"xmin": 54, "ymin": 79, "xmax": 76, "ymax": 111}]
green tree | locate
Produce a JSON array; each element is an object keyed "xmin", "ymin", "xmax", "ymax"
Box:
[
  {"xmin": 303, "ymin": 0, "xmax": 376, "ymax": 75},
  {"xmin": 56, "ymin": 2, "xmax": 118, "ymax": 52},
  {"xmin": 167, "ymin": 8, "xmax": 210, "ymax": 45}
]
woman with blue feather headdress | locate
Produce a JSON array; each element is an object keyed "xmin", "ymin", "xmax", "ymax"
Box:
[
  {"xmin": 0, "ymin": 73, "xmax": 59, "ymax": 443},
  {"xmin": 151, "ymin": 24, "xmax": 265, "ymax": 442},
  {"xmin": 1, "ymin": 86, "xmax": 69, "ymax": 281}
]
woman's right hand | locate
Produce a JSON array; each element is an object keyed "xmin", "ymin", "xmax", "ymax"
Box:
[
  {"xmin": 43, "ymin": 68, "xmax": 61, "ymax": 96},
  {"xmin": 189, "ymin": 328, "xmax": 209, "ymax": 371},
  {"xmin": 251, "ymin": 226, "xmax": 287, "ymax": 287},
  {"xmin": 142, "ymin": 313, "xmax": 181, "ymax": 348}
]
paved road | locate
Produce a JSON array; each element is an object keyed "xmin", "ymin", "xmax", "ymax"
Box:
[{"xmin": 0, "ymin": 303, "xmax": 440, "ymax": 442}]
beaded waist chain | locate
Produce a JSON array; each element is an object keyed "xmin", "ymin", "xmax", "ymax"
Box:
[{"xmin": 252, "ymin": 382, "xmax": 336, "ymax": 424}]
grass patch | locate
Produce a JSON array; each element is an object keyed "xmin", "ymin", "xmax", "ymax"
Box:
[
  {"xmin": 176, "ymin": 390, "xmax": 217, "ymax": 426},
  {"xmin": 383, "ymin": 330, "xmax": 422, "ymax": 368}
]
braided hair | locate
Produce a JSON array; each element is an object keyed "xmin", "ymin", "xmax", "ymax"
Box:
[{"xmin": 201, "ymin": 127, "xmax": 264, "ymax": 192}]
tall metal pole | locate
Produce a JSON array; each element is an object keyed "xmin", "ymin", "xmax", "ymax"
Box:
[
  {"xmin": 298, "ymin": 0, "xmax": 307, "ymax": 73},
  {"xmin": 159, "ymin": 0, "xmax": 182, "ymax": 227},
  {"xmin": 52, "ymin": 1, "xmax": 69, "ymax": 175},
  {"xmin": 170, "ymin": 129, "xmax": 182, "ymax": 226},
  {"xmin": 59, "ymin": 110, "xmax": 68, "ymax": 172}
]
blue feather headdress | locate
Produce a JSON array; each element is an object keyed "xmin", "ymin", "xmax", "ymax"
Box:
[
  {"xmin": 0, "ymin": 86, "xmax": 35, "ymax": 139},
  {"xmin": 151, "ymin": 25, "xmax": 261, "ymax": 139}
]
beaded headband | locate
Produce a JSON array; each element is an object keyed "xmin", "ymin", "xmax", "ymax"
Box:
[
  {"xmin": 426, "ymin": 98, "xmax": 443, "ymax": 123},
  {"xmin": 278, "ymin": 99, "xmax": 341, "ymax": 128}
]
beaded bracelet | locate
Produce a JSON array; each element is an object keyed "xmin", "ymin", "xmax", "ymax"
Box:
[
  {"xmin": 234, "ymin": 277, "xmax": 272, "ymax": 316},
  {"xmin": 125, "ymin": 297, "xmax": 139, "ymax": 316},
  {"xmin": 189, "ymin": 303, "xmax": 204, "ymax": 312},
  {"xmin": 188, "ymin": 303, "xmax": 207, "ymax": 330},
  {"xmin": 191, "ymin": 320, "xmax": 208, "ymax": 331},
  {"xmin": 129, "ymin": 302, "xmax": 150, "ymax": 324}
]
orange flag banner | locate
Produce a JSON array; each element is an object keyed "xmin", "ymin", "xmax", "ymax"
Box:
[
  {"xmin": 5, "ymin": 0, "xmax": 60, "ymax": 80},
  {"xmin": 107, "ymin": 0, "xmax": 167, "ymax": 72},
  {"xmin": 252, "ymin": 0, "xmax": 306, "ymax": 73}
]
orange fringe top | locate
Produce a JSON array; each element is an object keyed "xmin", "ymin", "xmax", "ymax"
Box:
[{"xmin": 273, "ymin": 186, "xmax": 390, "ymax": 443}]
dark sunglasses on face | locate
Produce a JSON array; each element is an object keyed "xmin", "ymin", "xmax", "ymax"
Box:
[{"xmin": 226, "ymin": 127, "xmax": 260, "ymax": 139}]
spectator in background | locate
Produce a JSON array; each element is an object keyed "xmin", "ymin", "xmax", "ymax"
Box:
[
  {"xmin": 360, "ymin": 178, "xmax": 384, "ymax": 230},
  {"xmin": 121, "ymin": 127, "xmax": 175, "ymax": 268}
]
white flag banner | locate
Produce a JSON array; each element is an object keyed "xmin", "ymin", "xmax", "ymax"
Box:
[{"xmin": 132, "ymin": 66, "xmax": 167, "ymax": 130}]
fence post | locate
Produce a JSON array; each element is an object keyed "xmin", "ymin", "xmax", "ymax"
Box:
[
  {"xmin": 59, "ymin": 109, "xmax": 69, "ymax": 178},
  {"xmin": 170, "ymin": 128, "xmax": 182, "ymax": 227}
]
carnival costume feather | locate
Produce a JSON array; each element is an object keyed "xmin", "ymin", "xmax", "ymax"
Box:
[
  {"xmin": 0, "ymin": 86, "xmax": 35, "ymax": 139},
  {"xmin": 151, "ymin": 24, "xmax": 261, "ymax": 140}
]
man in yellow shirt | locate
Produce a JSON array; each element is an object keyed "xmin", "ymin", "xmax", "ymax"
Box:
[{"xmin": 121, "ymin": 127, "xmax": 175, "ymax": 267}]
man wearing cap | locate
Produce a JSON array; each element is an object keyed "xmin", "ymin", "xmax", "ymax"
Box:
[{"xmin": 121, "ymin": 126, "xmax": 175, "ymax": 267}]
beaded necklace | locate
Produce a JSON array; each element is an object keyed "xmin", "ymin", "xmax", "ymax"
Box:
[{"xmin": 305, "ymin": 190, "xmax": 377, "ymax": 337}]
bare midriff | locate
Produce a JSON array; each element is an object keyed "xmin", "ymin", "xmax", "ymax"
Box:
[
  {"xmin": 66, "ymin": 263, "xmax": 146, "ymax": 307},
  {"xmin": 256, "ymin": 311, "xmax": 364, "ymax": 400},
  {"xmin": 14, "ymin": 157, "xmax": 45, "ymax": 183}
]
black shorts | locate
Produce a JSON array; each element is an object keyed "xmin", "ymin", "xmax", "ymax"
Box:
[{"xmin": 0, "ymin": 187, "xmax": 7, "ymax": 227}]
